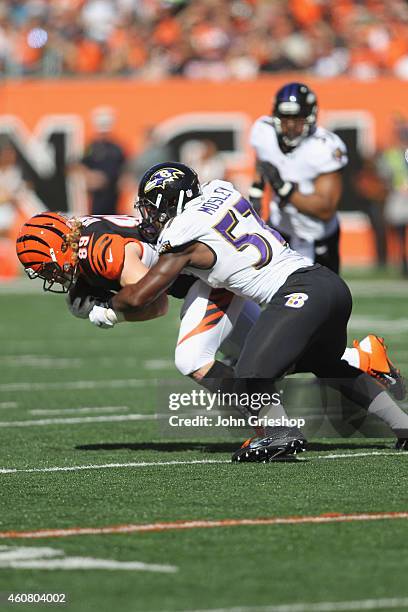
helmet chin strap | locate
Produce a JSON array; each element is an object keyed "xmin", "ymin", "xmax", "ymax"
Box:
[{"xmin": 176, "ymin": 190, "xmax": 185, "ymax": 215}]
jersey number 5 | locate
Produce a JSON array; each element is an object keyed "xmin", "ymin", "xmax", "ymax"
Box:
[{"xmin": 213, "ymin": 198, "xmax": 284, "ymax": 270}]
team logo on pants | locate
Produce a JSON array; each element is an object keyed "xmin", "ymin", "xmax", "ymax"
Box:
[{"xmin": 284, "ymin": 293, "xmax": 309, "ymax": 309}]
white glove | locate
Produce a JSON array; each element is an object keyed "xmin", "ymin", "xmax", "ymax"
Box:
[{"xmin": 89, "ymin": 304, "xmax": 124, "ymax": 329}]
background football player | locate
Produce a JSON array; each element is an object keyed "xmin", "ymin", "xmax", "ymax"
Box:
[
  {"xmin": 97, "ymin": 162, "xmax": 408, "ymax": 462},
  {"xmin": 248, "ymin": 83, "xmax": 404, "ymax": 399},
  {"xmin": 249, "ymin": 81, "xmax": 346, "ymax": 274}
]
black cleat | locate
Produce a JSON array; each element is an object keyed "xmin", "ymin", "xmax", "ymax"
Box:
[
  {"xmin": 232, "ymin": 426, "xmax": 307, "ymax": 463},
  {"xmin": 396, "ymin": 438, "xmax": 408, "ymax": 451}
]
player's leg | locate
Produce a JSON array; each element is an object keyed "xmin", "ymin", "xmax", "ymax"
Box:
[
  {"xmin": 232, "ymin": 265, "xmax": 334, "ymax": 462},
  {"xmin": 233, "ymin": 265, "xmax": 408, "ymax": 461},
  {"xmin": 174, "ymin": 280, "xmax": 246, "ymax": 380},
  {"xmin": 292, "ymin": 225, "xmax": 405, "ymax": 397},
  {"xmin": 175, "ymin": 282, "xmax": 272, "ymax": 433},
  {"xmin": 295, "ymin": 271, "xmax": 408, "ymax": 445},
  {"xmin": 235, "ymin": 265, "xmax": 332, "ymax": 381},
  {"xmin": 314, "ymin": 227, "xmax": 340, "ymax": 273},
  {"xmin": 219, "ymin": 300, "xmax": 261, "ymax": 363}
]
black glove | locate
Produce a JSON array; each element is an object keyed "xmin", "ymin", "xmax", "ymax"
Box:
[
  {"xmin": 258, "ymin": 160, "xmax": 296, "ymax": 201},
  {"xmin": 66, "ymin": 276, "xmax": 115, "ymax": 319},
  {"xmin": 248, "ymin": 176, "xmax": 265, "ymax": 214}
]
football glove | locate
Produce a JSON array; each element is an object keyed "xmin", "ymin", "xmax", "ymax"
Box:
[
  {"xmin": 258, "ymin": 160, "xmax": 296, "ymax": 201},
  {"xmin": 248, "ymin": 176, "xmax": 265, "ymax": 214},
  {"xmin": 89, "ymin": 302, "xmax": 124, "ymax": 329},
  {"xmin": 67, "ymin": 277, "xmax": 115, "ymax": 320}
]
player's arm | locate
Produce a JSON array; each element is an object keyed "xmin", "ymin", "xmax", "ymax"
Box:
[
  {"xmin": 111, "ymin": 245, "xmax": 195, "ymax": 313},
  {"xmin": 289, "ymin": 170, "xmax": 343, "ymax": 221},
  {"xmin": 119, "ymin": 242, "xmax": 168, "ymax": 321},
  {"xmin": 259, "ymin": 159, "xmax": 342, "ymax": 222}
]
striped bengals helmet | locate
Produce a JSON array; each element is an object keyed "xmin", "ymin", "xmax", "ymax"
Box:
[{"xmin": 16, "ymin": 212, "xmax": 77, "ymax": 292}]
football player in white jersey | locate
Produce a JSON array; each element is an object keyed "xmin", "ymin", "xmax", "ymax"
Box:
[
  {"xmin": 91, "ymin": 162, "xmax": 408, "ymax": 462},
  {"xmin": 249, "ymin": 82, "xmax": 347, "ymax": 272}
]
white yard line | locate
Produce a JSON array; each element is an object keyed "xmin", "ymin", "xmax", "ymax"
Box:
[
  {"xmin": 0, "ymin": 413, "xmax": 157, "ymax": 428},
  {"xmin": 185, "ymin": 597, "xmax": 408, "ymax": 612},
  {"xmin": 2, "ymin": 557, "xmax": 177, "ymax": 572},
  {"xmin": 0, "ymin": 451, "xmax": 405, "ymax": 475},
  {"xmin": 0, "ymin": 378, "xmax": 156, "ymax": 392},
  {"xmin": 0, "ymin": 355, "xmax": 82, "ymax": 368},
  {"xmin": 30, "ymin": 406, "xmax": 130, "ymax": 415},
  {"xmin": 348, "ymin": 316, "xmax": 408, "ymax": 332},
  {"xmin": 0, "ymin": 459, "xmax": 228, "ymax": 474},
  {"xmin": 144, "ymin": 359, "xmax": 174, "ymax": 370},
  {"xmin": 0, "ymin": 402, "xmax": 17, "ymax": 409},
  {"xmin": 315, "ymin": 451, "xmax": 403, "ymax": 460},
  {"xmin": 0, "ymin": 546, "xmax": 176, "ymax": 573}
]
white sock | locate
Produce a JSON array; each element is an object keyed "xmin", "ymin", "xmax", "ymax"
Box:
[
  {"xmin": 368, "ymin": 391, "xmax": 408, "ymax": 437},
  {"xmin": 258, "ymin": 403, "xmax": 294, "ymax": 436},
  {"xmin": 359, "ymin": 336, "xmax": 373, "ymax": 353},
  {"xmin": 342, "ymin": 347, "xmax": 360, "ymax": 369}
]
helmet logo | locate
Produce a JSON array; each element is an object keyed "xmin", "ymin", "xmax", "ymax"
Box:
[
  {"xmin": 50, "ymin": 247, "xmax": 57, "ymax": 262},
  {"xmin": 144, "ymin": 168, "xmax": 185, "ymax": 193}
]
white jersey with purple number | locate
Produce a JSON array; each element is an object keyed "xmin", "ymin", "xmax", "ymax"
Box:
[
  {"xmin": 250, "ymin": 117, "xmax": 348, "ymax": 247},
  {"xmin": 157, "ymin": 180, "xmax": 310, "ymax": 305}
]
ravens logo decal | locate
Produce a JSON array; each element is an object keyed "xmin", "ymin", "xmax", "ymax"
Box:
[{"xmin": 144, "ymin": 168, "xmax": 185, "ymax": 193}]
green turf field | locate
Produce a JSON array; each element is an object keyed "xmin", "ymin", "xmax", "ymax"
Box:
[{"xmin": 1, "ymin": 272, "xmax": 408, "ymax": 612}]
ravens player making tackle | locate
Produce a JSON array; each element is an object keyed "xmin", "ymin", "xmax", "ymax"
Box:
[{"xmin": 79, "ymin": 161, "xmax": 408, "ymax": 462}]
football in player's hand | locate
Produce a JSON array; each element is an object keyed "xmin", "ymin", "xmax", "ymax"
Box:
[{"xmin": 67, "ymin": 276, "xmax": 115, "ymax": 319}]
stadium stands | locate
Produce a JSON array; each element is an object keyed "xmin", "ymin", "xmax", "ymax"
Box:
[{"xmin": 0, "ymin": 0, "xmax": 407, "ymax": 80}]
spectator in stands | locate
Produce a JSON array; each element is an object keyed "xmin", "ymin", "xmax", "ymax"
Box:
[
  {"xmin": 1, "ymin": 0, "xmax": 408, "ymax": 80},
  {"xmin": 379, "ymin": 115, "xmax": 408, "ymax": 276},
  {"xmin": 78, "ymin": 106, "xmax": 127, "ymax": 216}
]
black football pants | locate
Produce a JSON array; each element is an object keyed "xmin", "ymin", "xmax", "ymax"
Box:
[{"xmin": 234, "ymin": 265, "xmax": 383, "ymax": 409}]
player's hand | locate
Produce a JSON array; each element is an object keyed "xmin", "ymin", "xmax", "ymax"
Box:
[
  {"xmin": 66, "ymin": 292, "xmax": 97, "ymax": 319},
  {"xmin": 258, "ymin": 160, "xmax": 296, "ymax": 201},
  {"xmin": 66, "ymin": 277, "xmax": 115, "ymax": 320},
  {"xmin": 248, "ymin": 177, "xmax": 265, "ymax": 214},
  {"xmin": 89, "ymin": 303, "xmax": 124, "ymax": 329}
]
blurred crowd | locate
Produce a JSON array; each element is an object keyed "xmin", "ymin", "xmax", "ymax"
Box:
[
  {"xmin": 356, "ymin": 115, "xmax": 408, "ymax": 275},
  {"xmin": 1, "ymin": 0, "xmax": 408, "ymax": 80}
]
